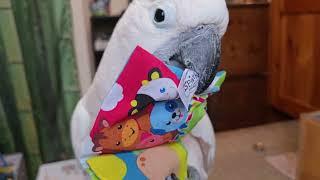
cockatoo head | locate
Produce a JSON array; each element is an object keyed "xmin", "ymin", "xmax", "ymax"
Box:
[{"xmin": 96, "ymin": 0, "xmax": 229, "ymax": 96}]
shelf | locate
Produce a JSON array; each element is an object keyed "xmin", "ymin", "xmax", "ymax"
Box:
[
  {"xmin": 227, "ymin": 0, "xmax": 269, "ymax": 7},
  {"xmin": 91, "ymin": 15, "xmax": 121, "ymax": 26},
  {"xmin": 94, "ymin": 50, "xmax": 104, "ymax": 54}
]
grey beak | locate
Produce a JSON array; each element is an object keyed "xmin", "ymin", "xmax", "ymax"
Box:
[{"xmin": 153, "ymin": 24, "xmax": 222, "ymax": 94}]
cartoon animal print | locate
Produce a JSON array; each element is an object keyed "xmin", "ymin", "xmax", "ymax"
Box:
[
  {"xmin": 93, "ymin": 105, "xmax": 183, "ymax": 153},
  {"xmin": 129, "ymin": 68, "xmax": 178, "ymax": 116},
  {"xmin": 137, "ymin": 145, "xmax": 181, "ymax": 180},
  {"xmin": 150, "ymin": 100, "xmax": 188, "ymax": 135},
  {"xmin": 92, "ymin": 119, "xmax": 141, "ymax": 153},
  {"xmin": 115, "ymin": 152, "xmax": 147, "ymax": 180},
  {"xmin": 136, "ymin": 131, "xmax": 175, "ymax": 149},
  {"xmin": 92, "ymin": 109, "xmax": 173, "ymax": 153}
]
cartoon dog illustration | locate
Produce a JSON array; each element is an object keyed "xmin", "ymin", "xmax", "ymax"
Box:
[
  {"xmin": 129, "ymin": 68, "xmax": 179, "ymax": 116},
  {"xmin": 150, "ymin": 100, "xmax": 188, "ymax": 135}
]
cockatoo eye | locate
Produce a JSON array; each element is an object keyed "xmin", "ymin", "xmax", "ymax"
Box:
[
  {"xmin": 151, "ymin": 3, "xmax": 176, "ymax": 28},
  {"xmin": 154, "ymin": 8, "xmax": 165, "ymax": 23}
]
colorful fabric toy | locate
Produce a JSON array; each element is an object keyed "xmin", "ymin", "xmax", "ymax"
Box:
[
  {"xmin": 90, "ymin": 46, "xmax": 224, "ymax": 153},
  {"xmin": 82, "ymin": 142, "xmax": 188, "ymax": 180},
  {"xmin": 81, "ymin": 46, "xmax": 226, "ymax": 179}
]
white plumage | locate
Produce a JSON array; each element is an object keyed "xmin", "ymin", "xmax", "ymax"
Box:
[{"xmin": 71, "ymin": 0, "xmax": 229, "ymax": 178}]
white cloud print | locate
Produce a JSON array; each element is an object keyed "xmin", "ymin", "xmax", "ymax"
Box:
[{"xmin": 101, "ymin": 83, "xmax": 124, "ymax": 111}]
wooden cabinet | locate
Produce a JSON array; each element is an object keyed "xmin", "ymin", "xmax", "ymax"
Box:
[
  {"xmin": 269, "ymin": 0, "xmax": 320, "ymax": 117},
  {"xmin": 281, "ymin": 0, "xmax": 320, "ymax": 13},
  {"xmin": 207, "ymin": 3, "xmax": 289, "ymax": 131}
]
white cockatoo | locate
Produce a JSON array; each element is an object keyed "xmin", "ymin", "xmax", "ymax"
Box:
[{"xmin": 71, "ymin": 0, "xmax": 229, "ymax": 179}]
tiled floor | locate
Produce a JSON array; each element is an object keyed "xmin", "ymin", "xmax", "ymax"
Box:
[{"xmin": 209, "ymin": 121, "xmax": 298, "ymax": 180}]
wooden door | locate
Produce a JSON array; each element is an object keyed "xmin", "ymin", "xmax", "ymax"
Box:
[{"xmin": 269, "ymin": 0, "xmax": 320, "ymax": 117}]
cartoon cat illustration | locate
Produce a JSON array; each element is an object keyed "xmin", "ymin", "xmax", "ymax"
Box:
[
  {"xmin": 150, "ymin": 100, "xmax": 188, "ymax": 135},
  {"xmin": 129, "ymin": 68, "xmax": 179, "ymax": 116}
]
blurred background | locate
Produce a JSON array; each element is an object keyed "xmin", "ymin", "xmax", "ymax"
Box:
[{"xmin": 1, "ymin": 0, "xmax": 319, "ymax": 179}]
